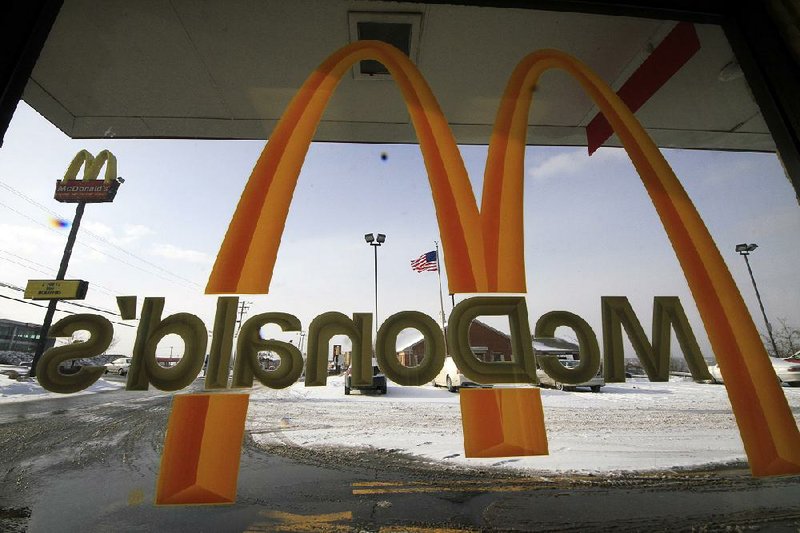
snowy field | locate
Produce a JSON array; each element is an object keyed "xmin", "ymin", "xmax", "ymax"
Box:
[
  {"xmin": 246, "ymin": 377, "xmax": 800, "ymax": 474},
  {"xmin": 2, "ymin": 366, "xmax": 799, "ymax": 474}
]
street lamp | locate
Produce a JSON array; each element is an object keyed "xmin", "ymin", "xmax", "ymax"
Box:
[
  {"xmin": 365, "ymin": 233, "xmax": 386, "ymax": 340},
  {"xmin": 736, "ymin": 243, "xmax": 780, "ymax": 357}
]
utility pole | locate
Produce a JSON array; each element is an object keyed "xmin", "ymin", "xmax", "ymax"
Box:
[{"xmin": 235, "ymin": 300, "xmax": 252, "ymax": 336}]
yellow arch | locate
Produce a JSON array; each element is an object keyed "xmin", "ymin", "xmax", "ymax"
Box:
[
  {"xmin": 63, "ymin": 149, "xmax": 118, "ymax": 184},
  {"xmin": 483, "ymin": 49, "xmax": 800, "ymax": 475},
  {"xmin": 205, "ymin": 41, "xmax": 487, "ymax": 294}
]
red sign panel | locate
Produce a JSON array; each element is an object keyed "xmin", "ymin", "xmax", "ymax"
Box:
[{"xmin": 54, "ymin": 180, "xmax": 120, "ymax": 203}]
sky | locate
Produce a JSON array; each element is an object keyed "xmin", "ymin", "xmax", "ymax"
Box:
[{"xmin": 0, "ymin": 101, "xmax": 799, "ymax": 360}]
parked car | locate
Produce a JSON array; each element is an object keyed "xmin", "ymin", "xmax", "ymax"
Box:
[
  {"xmin": 533, "ymin": 338, "xmax": 604, "ymax": 392},
  {"xmin": 344, "ymin": 360, "xmax": 387, "ymax": 395},
  {"xmin": 433, "ymin": 356, "xmax": 488, "ymax": 392},
  {"xmin": 536, "ymin": 354, "xmax": 604, "ymax": 392},
  {"xmin": 709, "ymin": 357, "xmax": 800, "ymax": 387},
  {"xmin": 104, "ymin": 357, "xmax": 132, "ymax": 376},
  {"xmin": 708, "ymin": 362, "xmax": 724, "ymax": 384},
  {"xmin": 58, "ymin": 363, "xmax": 82, "ymax": 375}
]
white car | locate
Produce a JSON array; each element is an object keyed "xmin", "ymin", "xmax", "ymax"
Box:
[
  {"xmin": 104, "ymin": 357, "xmax": 132, "ymax": 376},
  {"xmin": 709, "ymin": 357, "xmax": 800, "ymax": 387},
  {"xmin": 433, "ymin": 356, "xmax": 487, "ymax": 392},
  {"xmin": 536, "ymin": 354, "xmax": 604, "ymax": 392},
  {"xmin": 708, "ymin": 362, "xmax": 724, "ymax": 384}
]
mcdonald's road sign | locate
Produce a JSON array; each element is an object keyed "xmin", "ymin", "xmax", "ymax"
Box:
[
  {"xmin": 24, "ymin": 279, "xmax": 88, "ymax": 300},
  {"xmin": 54, "ymin": 149, "xmax": 122, "ymax": 203}
]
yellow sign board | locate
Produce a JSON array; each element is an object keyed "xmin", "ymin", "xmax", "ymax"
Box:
[{"xmin": 24, "ymin": 279, "xmax": 88, "ymax": 300}]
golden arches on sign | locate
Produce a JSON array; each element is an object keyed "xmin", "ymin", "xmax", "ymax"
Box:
[
  {"xmin": 62, "ymin": 149, "xmax": 118, "ymax": 184},
  {"xmin": 206, "ymin": 41, "xmax": 800, "ymax": 476}
]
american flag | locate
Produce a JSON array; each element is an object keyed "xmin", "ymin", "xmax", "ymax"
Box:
[{"xmin": 411, "ymin": 250, "xmax": 438, "ymax": 272}]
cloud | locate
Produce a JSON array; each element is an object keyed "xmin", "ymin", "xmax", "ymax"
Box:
[
  {"xmin": 151, "ymin": 243, "xmax": 211, "ymax": 264},
  {"xmin": 0, "ymin": 223, "xmax": 64, "ymax": 256},
  {"xmin": 527, "ymin": 148, "xmax": 627, "ymax": 182},
  {"xmin": 82, "ymin": 221, "xmax": 154, "ymax": 245},
  {"xmin": 120, "ymin": 224, "xmax": 154, "ymax": 243},
  {"xmin": 82, "ymin": 221, "xmax": 114, "ymax": 238},
  {"xmin": 696, "ymin": 155, "xmax": 764, "ymax": 187}
]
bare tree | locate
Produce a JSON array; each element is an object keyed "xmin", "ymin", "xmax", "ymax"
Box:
[
  {"xmin": 761, "ymin": 318, "xmax": 800, "ymax": 358},
  {"xmin": 103, "ymin": 336, "xmax": 120, "ymax": 354}
]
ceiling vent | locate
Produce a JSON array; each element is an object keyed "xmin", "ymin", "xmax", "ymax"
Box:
[{"xmin": 348, "ymin": 12, "xmax": 422, "ymax": 80}]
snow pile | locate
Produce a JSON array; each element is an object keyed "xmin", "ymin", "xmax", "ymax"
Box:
[
  {"xmin": 247, "ymin": 377, "xmax": 800, "ymax": 474},
  {"xmin": 0, "ymin": 365, "xmax": 124, "ymax": 403}
]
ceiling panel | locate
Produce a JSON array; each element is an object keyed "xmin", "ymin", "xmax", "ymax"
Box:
[{"xmin": 22, "ymin": 0, "xmax": 775, "ymax": 151}]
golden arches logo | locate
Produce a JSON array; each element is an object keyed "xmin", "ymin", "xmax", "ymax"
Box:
[
  {"xmin": 207, "ymin": 41, "xmax": 800, "ymax": 476},
  {"xmin": 63, "ymin": 149, "xmax": 118, "ymax": 183}
]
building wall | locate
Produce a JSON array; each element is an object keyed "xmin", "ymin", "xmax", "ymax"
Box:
[
  {"xmin": 0, "ymin": 319, "xmax": 54, "ymax": 353},
  {"xmin": 401, "ymin": 320, "xmax": 512, "ymax": 366}
]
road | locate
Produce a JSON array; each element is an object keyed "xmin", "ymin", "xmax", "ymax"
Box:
[{"xmin": 1, "ymin": 380, "xmax": 800, "ymax": 532}]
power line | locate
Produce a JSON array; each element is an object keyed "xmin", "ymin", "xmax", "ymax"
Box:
[
  {"xmin": 0, "ymin": 293, "xmax": 76, "ymax": 314},
  {"xmin": 0, "ymin": 179, "xmax": 202, "ymax": 289},
  {"xmin": 0, "ymin": 198, "xmax": 200, "ymax": 292},
  {"xmin": 0, "ymin": 248, "xmax": 56, "ymax": 274},
  {"xmin": 0, "ymin": 293, "xmax": 135, "ymax": 328},
  {"xmin": 0, "ymin": 281, "xmax": 24, "ymax": 291},
  {"xmin": 0, "ymin": 251, "xmax": 119, "ymax": 298},
  {"xmin": 0, "ymin": 280, "xmax": 123, "ymax": 317},
  {"xmin": 0, "ymin": 253, "xmax": 52, "ymax": 276},
  {"xmin": 0, "ymin": 180, "xmax": 62, "ymax": 219},
  {"xmin": 0, "ymin": 181, "xmax": 202, "ymax": 288},
  {"xmin": 60, "ymin": 300, "xmax": 125, "ymax": 317}
]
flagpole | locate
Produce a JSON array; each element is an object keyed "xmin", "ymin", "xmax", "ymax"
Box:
[{"xmin": 434, "ymin": 241, "xmax": 448, "ymax": 355}]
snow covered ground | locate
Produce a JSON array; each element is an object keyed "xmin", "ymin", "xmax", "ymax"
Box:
[
  {"xmin": 2, "ymin": 365, "xmax": 798, "ymax": 474},
  {"xmin": 245, "ymin": 377, "xmax": 800, "ymax": 474},
  {"xmin": 0, "ymin": 365, "xmax": 124, "ymax": 403}
]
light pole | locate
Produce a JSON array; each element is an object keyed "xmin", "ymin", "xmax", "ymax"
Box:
[
  {"xmin": 364, "ymin": 233, "xmax": 386, "ymax": 340},
  {"xmin": 736, "ymin": 243, "xmax": 780, "ymax": 357}
]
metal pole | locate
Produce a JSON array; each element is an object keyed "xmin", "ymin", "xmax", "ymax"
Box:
[
  {"xmin": 30, "ymin": 202, "xmax": 86, "ymax": 376},
  {"xmin": 743, "ymin": 253, "xmax": 780, "ymax": 357},
  {"xmin": 373, "ymin": 243, "xmax": 379, "ymax": 342},
  {"xmin": 434, "ymin": 241, "xmax": 448, "ymax": 355}
]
